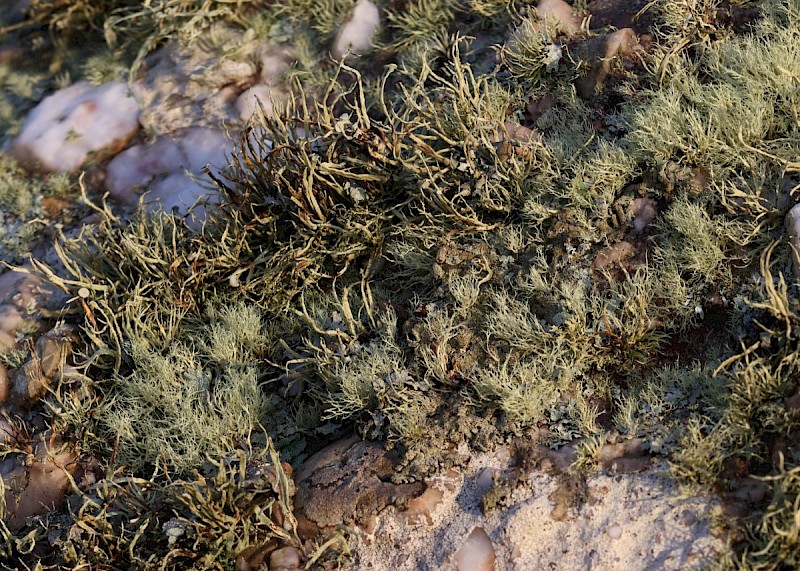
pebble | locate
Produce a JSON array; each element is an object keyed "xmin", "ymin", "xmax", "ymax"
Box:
[
  {"xmin": 454, "ymin": 527, "xmax": 496, "ymax": 571},
  {"xmin": 269, "ymin": 546, "xmax": 302, "ymax": 570},
  {"xmin": 607, "ymin": 523, "xmax": 623, "ymax": 539}
]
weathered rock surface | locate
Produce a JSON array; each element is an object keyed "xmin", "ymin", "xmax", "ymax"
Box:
[{"xmin": 293, "ymin": 437, "xmax": 425, "ymax": 538}]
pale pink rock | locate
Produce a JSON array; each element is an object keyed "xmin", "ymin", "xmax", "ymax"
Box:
[
  {"xmin": 259, "ymin": 45, "xmax": 293, "ymax": 86},
  {"xmin": 536, "ymin": 0, "xmax": 581, "ymax": 35},
  {"xmin": 269, "ymin": 546, "xmax": 302, "ymax": 570},
  {"xmin": 2, "ymin": 437, "xmax": 78, "ymax": 531},
  {"xmin": 454, "ymin": 527, "xmax": 496, "ymax": 571},
  {"xmin": 10, "ymin": 82, "xmax": 140, "ymax": 172},
  {"xmin": 333, "ymin": 0, "xmax": 380, "ymax": 59},
  {"xmin": 236, "ymin": 85, "xmax": 287, "ymax": 120},
  {"xmin": 592, "ymin": 241, "xmax": 636, "ymax": 270},
  {"xmin": 630, "ymin": 197, "xmax": 658, "ymax": 233},
  {"xmin": 404, "ymin": 487, "xmax": 444, "ymax": 526}
]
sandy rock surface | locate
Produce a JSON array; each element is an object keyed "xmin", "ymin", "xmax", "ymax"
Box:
[{"xmin": 349, "ymin": 450, "xmax": 723, "ymax": 571}]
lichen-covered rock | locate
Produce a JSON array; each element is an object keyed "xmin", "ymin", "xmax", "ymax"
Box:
[
  {"xmin": 131, "ymin": 27, "xmax": 293, "ymax": 133},
  {"xmin": 10, "ymin": 81, "xmax": 140, "ymax": 172},
  {"xmin": 293, "ymin": 437, "xmax": 425, "ymax": 538},
  {"xmin": 574, "ymin": 28, "xmax": 639, "ymax": 98}
]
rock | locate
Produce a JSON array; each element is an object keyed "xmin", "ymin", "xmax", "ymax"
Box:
[
  {"xmin": 535, "ymin": 0, "xmax": 582, "ymax": 35},
  {"xmin": 131, "ymin": 31, "xmax": 261, "ymax": 133},
  {"xmin": 259, "ymin": 45, "xmax": 294, "ymax": 86},
  {"xmin": 2, "ymin": 436, "xmax": 78, "ymax": 531},
  {"xmin": 11, "ymin": 324, "xmax": 75, "ymax": 406},
  {"xmin": 503, "ymin": 122, "xmax": 541, "ymax": 144},
  {"xmin": 607, "ymin": 522, "xmax": 623, "ymax": 539},
  {"xmin": 105, "ymin": 127, "xmax": 233, "ymax": 220},
  {"xmin": 236, "ymin": 85, "xmax": 288, "ymax": 120},
  {"xmin": 453, "ymin": 527, "xmax": 496, "ymax": 571},
  {"xmin": 630, "ymin": 197, "xmax": 658, "ymax": 234},
  {"xmin": 574, "ymin": 28, "xmax": 639, "ymax": 98},
  {"xmin": 0, "ymin": 364, "xmax": 10, "ymax": 403},
  {"xmin": 592, "ymin": 240, "xmax": 635, "ymax": 270},
  {"xmin": 404, "ymin": 487, "xmax": 444, "ymax": 526},
  {"xmin": 0, "ymin": 267, "xmax": 70, "ymax": 315},
  {"xmin": 293, "ymin": 437, "xmax": 425, "ymax": 539},
  {"xmin": 269, "ymin": 546, "xmax": 303, "ymax": 570},
  {"xmin": 597, "ymin": 438, "xmax": 647, "ymax": 471},
  {"xmin": 332, "ymin": 0, "xmax": 380, "ymax": 59},
  {"xmin": 0, "ymin": 304, "xmax": 25, "ymax": 355},
  {"xmin": 10, "ymin": 81, "xmax": 140, "ymax": 172}
]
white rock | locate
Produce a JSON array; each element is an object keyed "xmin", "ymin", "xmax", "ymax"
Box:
[
  {"xmin": 11, "ymin": 82, "xmax": 140, "ymax": 172},
  {"xmin": 105, "ymin": 138, "xmax": 184, "ymax": 202},
  {"xmin": 332, "ymin": 0, "xmax": 380, "ymax": 59},
  {"xmin": 106, "ymin": 127, "xmax": 232, "ymax": 219}
]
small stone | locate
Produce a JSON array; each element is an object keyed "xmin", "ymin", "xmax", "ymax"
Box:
[
  {"xmin": 607, "ymin": 523, "xmax": 623, "ymax": 539},
  {"xmin": 592, "ymin": 241, "xmax": 635, "ymax": 270},
  {"xmin": 477, "ymin": 467, "xmax": 497, "ymax": 490},
  {"xmin": 269, "ymin": 546, "xmax": 302, "ymax": 570},
  {"xmin": 630, "ymin": 197, "xmax": 658, "ymax": 234},
  {"xmin": 236, "ymin": 84, "xmax": 287, "ymax": 120},
  {"xmin": 454, "ymin": 527, "xmax": 496, "ymax": 571}
]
